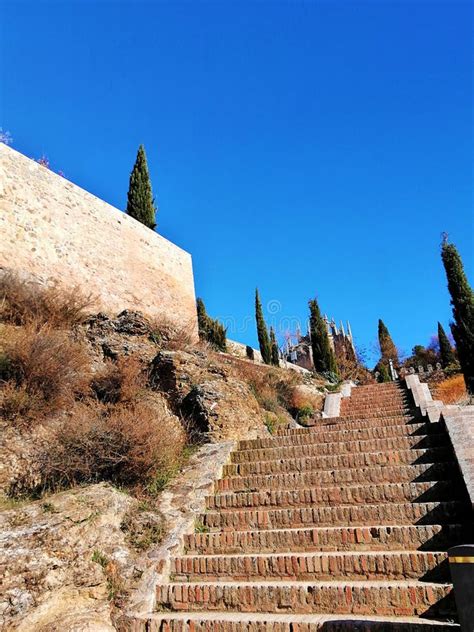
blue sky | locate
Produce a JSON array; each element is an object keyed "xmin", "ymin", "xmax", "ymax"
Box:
[{"xmin": 1, "ymin": 0, "xmax": 472, "ymax": 364}]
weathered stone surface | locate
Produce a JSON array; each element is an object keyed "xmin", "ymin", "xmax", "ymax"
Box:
[
  {"xmin": 0, "ymin": 144, "xmax": 198, "ymax": 337},
  {"xmin": 0, "ymin": 483, "xmax": 135, "ymax": 631},
  {"xmin": 150, "ymin": 350, "xmax": 268, "ymax": 441}
]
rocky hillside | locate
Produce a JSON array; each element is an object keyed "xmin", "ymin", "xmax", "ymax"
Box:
[{"xmin": 0, "ymin": 272, "xmax": 326, "ymax": 631}]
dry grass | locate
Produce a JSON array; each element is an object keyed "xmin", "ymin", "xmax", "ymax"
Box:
[
  {"xmin": 91, "ymin": 356, "xmax": 146, "ymax": 404},
  {"xmin": 227, "ymin": 356, "xmax": 302, "ymax": 414},
  {"xmin": 434, "ymin": 374, "xmax": 467, "ymax": 404},
  {"xmin": 0, "ymin": 324, "xmax": 91, "ymax": 421},
  {"xmin": 149, "ymin": 315, "xmax": 196, "ymax": 351},
  {"xmin": 0, "ymin": 271, "xmax": 94, "ymax": 329},
  {"xmin": 289, "ymin": 386, "xmax": 324, "ymax": 414},
  {"xmin": 37, "ymin": 397, "xmax": 185, "ymax": 492}
]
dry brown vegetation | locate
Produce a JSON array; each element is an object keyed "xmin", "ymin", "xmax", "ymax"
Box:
[
  {"xmin": 0, "ymin": 323, "xmax": 91, "ymax": 421},
  {"xmin": 91, "ymin": 355, "xmax": 146, "ymax": 404},
  {"xmin": 0, "ymin": 271, "xmax": 94, "ymax": 328},
  {"xmin": 38, "ymin": 398, "xmax": 185, "ymax": 494},
  {"xmin": 434, "ymin": 374, "xmax": 468, "ymax": 404},
  {"xmin": 148, "ymin": 315, "xmax": 196, "ymax": 351},
  {"xmin": 0, "ymin": 273, "xmax": 188, "ymax": 500}
]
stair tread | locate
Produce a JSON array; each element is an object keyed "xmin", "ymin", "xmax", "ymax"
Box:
[
  {"xmin": 176, "ymin": 550, "xmax": 448, "ymax": 559},
  {"xmin": 143, "ymin": 612, "xmax": 459, "ymax": 626}
]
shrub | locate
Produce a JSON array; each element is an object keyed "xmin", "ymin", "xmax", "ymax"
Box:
[
  {"xmin": 149, "ymin": 315, "xmax": 195, "ymax": 351},
  {"xmin": 38, "ymin": 397, "xmax": 185, "ymax": 492},
  {"xmin": 435, "ymin": 374, "xmax": 467, "ymax": 404},
  {"xmin": 91, "ymin": 356, "xmax": 145, "ymax": 404},
  {"xmin": 0, "ymin": 271, "xmax": 94, "ymax": 328},
  {"xmin": 0, "ymin": 324, "xmax": 90, "ymax": 421}
]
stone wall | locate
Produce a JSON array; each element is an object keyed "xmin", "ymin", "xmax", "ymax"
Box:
[{"xmin": 0, "ymin": 144, "xmax": 198, "ymax": 337}]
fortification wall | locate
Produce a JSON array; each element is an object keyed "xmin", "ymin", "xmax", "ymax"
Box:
[{"xmin": 0, "ymin": 144, "xmax": 198, "ymax": 336}]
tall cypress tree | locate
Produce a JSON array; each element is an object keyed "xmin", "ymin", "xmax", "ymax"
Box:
[
  {"xmin": 255, "ymin": 289, "xmax": 271, "ymax": 365},
  {"xmin": 270, "ymin": 326, "xmax": 280, "ymax": 366},
  {"xmin": 437, "ymin": 322, "xmax": 456, "ymax": 367},
  {"xmin": 378, "ymin": 319, "xmax": 399, "ymax": 369},
  {"xmin": 309, "ymin": 298, "xmax": 338, "ymax": 375},
  {"xmin": 126, "ymin": 144, "xmax": 157, "ymax": 229},
  {"xmin": 441, "ymin": 240, "xmax": 474, "ymax": 394}
]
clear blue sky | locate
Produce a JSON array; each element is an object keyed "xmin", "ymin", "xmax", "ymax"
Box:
[{"xmin": 1, "ymin": 1, "xmax": 473, "ymax": 364}]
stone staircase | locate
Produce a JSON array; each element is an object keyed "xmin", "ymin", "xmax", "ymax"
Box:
[{"xmin": 150, "ymin": 381, "xmax": 473, "ymax": 631}]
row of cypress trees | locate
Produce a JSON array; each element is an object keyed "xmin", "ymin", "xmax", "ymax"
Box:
[{"xmin": 124, "ymin": 145, "xmax": 473, "ymax": 395}]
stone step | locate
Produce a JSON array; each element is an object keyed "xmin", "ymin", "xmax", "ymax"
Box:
[
  {"xmin": 216, "ymin": 463, "xmax": 455, "ymax": 493},
  {"xmin": 206, "ymin": 481, "xmax": 457, "ymax": 511},
  {"xmin": 231, "ymin": 435, "xmax": 446, "ymax": 464},
  {"xmin": 339, "ymin": 411, "xmax": 415, "ymax": 421},
  {"xmin": 184, "ymin": 524, "xmax": 469, "ymax": 556},
  {"xmin": 170, "ymin": 551, "xmax": 449, "ymax": 582},
  {"xmin": 238, "ymin": 423, "xmax": 443, "ymax": 451},
  {"xmin": 137, "ymin": 611, "xmax": 460, "ymax": 632},
  {"xmin": 201, "ymin": 501, "xmax": 465, "ymax": 532},
  {"xmin": 155, "ymin": 580, "xmax": 456, "ymax": 617},
  {"xmin": 341, "ymin": 394, "xmax": 409, "ymax": 403},
  {"xmin": 223, "ymin": 447, "xmax": 452, "ymax": 477},
  {"xmin": 276, "ymin": 416, "xmax": 420, "ymax": 435}
]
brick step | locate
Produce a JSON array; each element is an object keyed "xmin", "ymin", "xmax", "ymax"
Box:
[
  {"xmin": 339, "ymin": 412, "xmax": 414, "ymax": 421},
  {"xmin": 276, "ymin": 416, "xmax": 420, "ymax": 435},
  {"xmin": 201, "ymin": 501, "xmax": 465, "ymax": 531},
  {"xmin": 171, "ymin": 551, "xmax": 449, "ymax": 582},
  {"xmin": 223, "ymin": 447, "xmax": 452, "ymax": 477},
  {"xmin": 137, "ymin": 612, "xmax": 460, "ymax": 631},
  {"xmin": 184, "ymin": 524, "xmax": 469, "ymax": 556},
  {"xmin": 341, "ymin": 402, "xmax": 411, "ymax": 410},
  {"xmin": 206, "ymin": 481, "xmax": 458, "ymax": 511},
  {"xmin": 155, "ymin": 580, "xmax": 456, "ymax": 617},
  {"xmin": 341, "ymin": 394, "xmax": 409, "ymax": 403},
  {"xmin": 216, "ymin": 463, "xmax": 454, "ymax": 493},
  {"xmin": 238, "ymin": 423, "xmax": 443, "ymax": 451},
  {"xmin": 230, "ymin": 435, "xmax": 446, "ymax": 464}
]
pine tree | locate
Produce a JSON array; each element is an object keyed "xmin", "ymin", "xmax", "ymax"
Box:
[
  {"xmin": 378, "ymin": 319, "xmax": 399, "ymax": 371},
  {"xmin": 441, "ymin": 240, "xmax": 474, "ymax": 394},
  {"xmin": 126, "ymin": 144, "xmax": 157, "ymax": 229},
  {"xmin": 437, "ymin": 322, "xmax": 456, "ymax": 367},
  {"xmin": 270, "ymin": 326, "xmax": 280, "ymax": 366},
  {"xmin": 308, "ymin": 298, "xmax": 338, "ymax": 375},
  {"xmin": 196, "ymin": 298, "xmax": 227, "ymax": 352},
  {"xmin": 255, "ymin": 289, "xmax": 271, "ymax": 365}
]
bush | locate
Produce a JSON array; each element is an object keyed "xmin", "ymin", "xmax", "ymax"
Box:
[
  {"xmin": 0, "ymin": 271, "xmax": 94, "ymax": 328},
  {"xmin": 37, "ymin": 397, "xmax": 185, "ymax": 492},
  {"xmin": 0, "ymin": 324, "xmax": 90, "ymax": 421},
  {"xmin": 435, "ymin": 374, "xmax": 467, "ymax": 404},
  {"xmin": 149, "ymin": 315, "xmax": 195, "ymax": 351},
  {"xmin": 91, "ymin": 356, "xmax": 145, "ymax": 404}
]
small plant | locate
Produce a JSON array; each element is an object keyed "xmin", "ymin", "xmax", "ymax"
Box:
[
  {"xmin": 41, "ymin": 501, "xmax": 57, "ymax": 513},
  {"xmin": 92, "ymin": 549, "xmax": 109, "ymax": 568},
  {"xmin": 194, "ymin": 518, "xmax": 209, "ymax": 533}
]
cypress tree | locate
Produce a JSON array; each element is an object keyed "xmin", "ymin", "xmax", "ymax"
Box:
[
  {"xmin": 126, "ymin": 144, "xmax": 157, "ymax": 229},
  {"xmin": 437, "ymin": 322, "xmax": 456, "ymax": 367},
  {"xmin": 196, "ymin": 298, "xmax": 227, "ymax": 351},
  {"xmin": 255, "ymin": 289, "xmax": 271, "ymax": 365},
  {"xmin": 441, "ymin": 240, "xmax": 474, "ymax": 394},
  {"xmin": 308, "ymin": 298, "xmax": 338, "ymax": 375},
  {"xmin": 378, "ymin": 319, "xmax": 399, "ymax": 369},
  {"xmin": 270, "ymin": 326, "xmax": 280, "ymax": 366}
]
